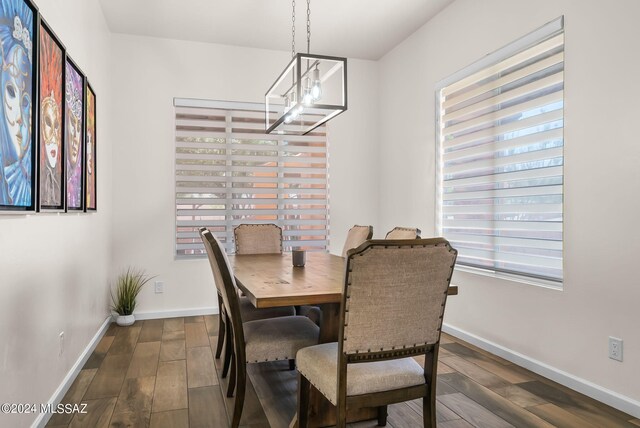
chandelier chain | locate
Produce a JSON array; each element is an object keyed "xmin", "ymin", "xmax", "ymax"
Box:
[
  {"xmin": 306, "ymin": 0, "xmax": 311, "ymax": 54},
  {"xmin": 291, "ymin": 0, "xmax": 296, "ymax": 58}
]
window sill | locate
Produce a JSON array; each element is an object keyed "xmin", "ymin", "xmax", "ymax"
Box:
[{"xmin": 453, "ymin": 265, "xmax": 563, "ymax": 291}]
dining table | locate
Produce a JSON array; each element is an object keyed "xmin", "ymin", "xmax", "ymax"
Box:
[{"xmin": 228, "ymin": 251, "xmax": 458, "ymax": 427}]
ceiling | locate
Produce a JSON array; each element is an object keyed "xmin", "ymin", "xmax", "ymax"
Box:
[{"xmin": 98, "ymin": 0, "xmax": 454, "ymax": 60}]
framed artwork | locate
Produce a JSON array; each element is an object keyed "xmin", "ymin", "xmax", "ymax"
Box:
[
  {"xmin": 0, "ymin": 0, "xmax": 38, "ymax": 212},
  {"xmin": 85, "ymin": 82, "xmax": 96, "ymax": 211},
  {"xmin": 64, "ymin": 56, "xmax": 84, "ymax": 211},
  {"xmin": 37, "ymin": 18, "xmax": 65, "ymax": 211}
]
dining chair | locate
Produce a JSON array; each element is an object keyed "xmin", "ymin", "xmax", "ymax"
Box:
[
  {"xmin": 341, "ymin": 224, "xmax": 373, "ymax": 257},
  {"xmin": 201, "ymin": 229, "xmax": 320, "ymax": 428},
  {"xmin": 296, "ymin": 238, "xmax": 457, "ymax": 428},
  {"xmin": 234, "ymin": 223, "xmax": 283, "ymax": 254},
  {"xmin": 200, "ymin": 228, "xmax": 295, "ymax": 380},
  {"xmin": 385, "ymin": 226, "xmax": 421, "ymax": 239}
]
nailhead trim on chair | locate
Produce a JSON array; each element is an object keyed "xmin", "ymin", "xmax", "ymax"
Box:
[{"xmin": 247, "ymin": 356, "xmax": 291, "ymax": 363}]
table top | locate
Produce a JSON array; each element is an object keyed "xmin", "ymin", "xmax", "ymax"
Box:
[
  {"xmin": 228, "ymin": 251, "xmax": 458, "ymax": 309},
  {"xmin": 228, "ymin": 252, "xmax": 344, "ymax": 308}
]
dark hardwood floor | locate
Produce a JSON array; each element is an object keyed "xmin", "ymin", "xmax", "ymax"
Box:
[{"xmin": 45, "ymin": 316, "xmax": 639, "ymax": 428}]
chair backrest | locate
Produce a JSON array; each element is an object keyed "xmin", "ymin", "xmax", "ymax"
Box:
[
  {"xmin": 340, "ymin": 238, "xmax": 457, "ymax": 358},
  {"xmin": 199, "ymin": 228, "xmax": 224, "ymax": 296},
  {"xmin": 341, "ymin": 225, "xmax": 373, "ymax": 257},
  {"xmin": 385, "ymin": 226, "xmax": 421, "ymax": 239},
  {"xmin": 200, "ymin": 228, "xmax": 247, "ymax": 364},
  {"xmin": 234, "ymin": 224, "xmax": 283, "ymax": 255}
]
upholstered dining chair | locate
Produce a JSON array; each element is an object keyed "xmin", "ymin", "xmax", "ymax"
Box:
[
  {"xmin": 296, "ymin": 238, "xmax": 457, "ymax": 428},
  {"xmin": 234, "ymin": 223, "xmax": 283, "ymax": 255},
  {"xmin": 341, "ymin": 225, "xmax": 373, "ymax": 257},
  {"xmin": 199, "ymin": 228, "xmax": 295, "ymax": 381},
  {"xmin": 385, "ymin": 226, "xmax": 421, "ymax": 239},
  {"xmin": 201, "ymin": 228, "xmax": 319, "ymax": 428}
]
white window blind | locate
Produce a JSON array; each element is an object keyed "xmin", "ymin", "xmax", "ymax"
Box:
[
  {"xmin": 174, "ymin": 99, "xmax": 329, "ymax": 256},
  {"xmin": 436, "ymin": 18, "xmax": 564, "ymax": 284}
]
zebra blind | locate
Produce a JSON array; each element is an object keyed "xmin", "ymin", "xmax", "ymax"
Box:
[
  {"xmin": 174, "ymin": 99, "xmax": 329, "ymax": 256},
  {"xmin": 436, "ymin": 18, "xmax": 564, "ymax": 283}
]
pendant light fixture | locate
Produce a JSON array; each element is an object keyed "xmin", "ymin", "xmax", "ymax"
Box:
[{"xmin": 265, "ymin": 0, "xmax": 347, "ymax": 135}]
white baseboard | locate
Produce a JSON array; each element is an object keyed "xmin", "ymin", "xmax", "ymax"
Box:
[
  {"xmin": 133, "ymin": 306, "xmax": 218, "ymax": 320},
  {"xmin": 32, "ymin": 316, "xmax": 112, "ymax": 428},
  {"xmin": 442, "ymin": 323, "xmax": 640, "ymax": 419}
]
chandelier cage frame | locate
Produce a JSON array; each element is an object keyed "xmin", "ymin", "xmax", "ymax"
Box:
[
  {"xmin": 265, "ymin": 53, "xmax": 347, "ymax": 135},
  {"xmin": 264, "ymin": 0, "xmax": 347, "ymax": 135}
]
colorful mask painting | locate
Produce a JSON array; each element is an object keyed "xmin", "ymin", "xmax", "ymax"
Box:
[
  {"xmin": 38, "ymin": 21, "xmax": 64, "ymax": 210},
  {"xmin": 65, "ymin": 58, "xmax": 83, "ymax": 210},
  {"xmin": 0, "ymin": 0, "xmax": 35, "ymax": 210},
  {"xmin": 85, "ymin": 84, "xmax": 96, "ymax": 211}
]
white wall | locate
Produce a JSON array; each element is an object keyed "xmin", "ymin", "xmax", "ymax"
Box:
[
  {"xmin": 110, "ymin": 35, "xmax": 379, "ymax": 314},
  {"xmin": 379, "ymin": 0, "xmax": 640, "ymax": 406},
  {"xmin": 0, "ymin": 0, "xmax": 113, "ymax": 426}
]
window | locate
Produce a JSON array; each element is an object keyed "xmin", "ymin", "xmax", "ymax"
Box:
[
  {"xmin": 174, "ymin": 99, "xmax": 329, "ymax": 256},
  {"xmin": 436, "ymin": 18, "xmax": 564, "ymax": 284}
]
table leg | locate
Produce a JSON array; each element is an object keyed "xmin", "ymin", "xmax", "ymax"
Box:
[{"xmin": 318, "ymin": 302, "xmax": 340, "ymax": 343}]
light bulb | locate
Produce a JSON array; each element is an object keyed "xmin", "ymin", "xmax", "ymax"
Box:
[
  {"xmin": 311, "ymin": 67, "xmax": 322, "ymax": 100},
  {"xmin": 303, "ymin": 77, "xmax": 313, "ymax": 106},
  {"xmin": 284, "ymin": 114, "xmax": 293, "ymax": 124}
]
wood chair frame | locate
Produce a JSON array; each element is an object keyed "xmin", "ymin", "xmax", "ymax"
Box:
[{"xmin": 201, "ymin": 228, "xmax": 249, "ymax": 427}]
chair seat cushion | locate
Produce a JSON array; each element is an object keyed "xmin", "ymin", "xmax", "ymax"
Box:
[
  {"xmin": 296, "ymin": 342, "xmax": 425, "ymax": 405},
  {"xmin": 244, "ymin": 316, "xmax": 319, "ymax": 363},
  {"xmin": 239, "ymin": 296, "xmax": 295, "ymax": 322}
]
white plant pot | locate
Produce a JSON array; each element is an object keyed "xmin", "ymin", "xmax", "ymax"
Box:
[{"xmin": 116, "ymin": 314, "xmax": 135, "ymax": 326}]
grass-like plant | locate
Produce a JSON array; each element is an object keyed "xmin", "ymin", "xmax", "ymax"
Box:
[{"xmin": 110, "ymin": 268, "xmax": 154, "ymax": 316}]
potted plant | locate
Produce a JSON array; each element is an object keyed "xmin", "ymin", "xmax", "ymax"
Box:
[{"xmin": 110, "ymin": 267, "xmax": 154, "ymax": 326}]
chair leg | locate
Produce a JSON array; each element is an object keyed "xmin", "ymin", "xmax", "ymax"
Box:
[
  {"xmin": 289, "ymin": 359, "xmax": 296, "ymax": 371},
  {"xmin": 221, "ymin": 321, "xmax": 233, "ymax": 378},
  {"xmin": 377, "ymin": 405, "xmax": 388, "ymax": 426},
  {"xmin": 230, "ymin": 369, "xmax": 246, "ymax": 428},
  {"xmin": 297, "ymin": 373, "xmax": 311, "ymax": 428},
  {"xmin": 423, "ymin": 393, "xmax": 436, "ymax": 428},
  {"xmin": 337, "ymin": 400, "xmax": 347, "ymax": 428},
  {"xmin": 227, "ymin": 352, "xmax": 236, "ymax": 397}
]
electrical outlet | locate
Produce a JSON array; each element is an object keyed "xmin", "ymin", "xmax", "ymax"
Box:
[
  {"xmin": 59, "ymin": 332, "xmax": 64, "ymax": 356},
  {"xmin": 609, "ymin": 336, "xmax": 623, "ymax": 362},
  {"xmin": 155, "ymin": 281, "xmax": 164, "ymax": 294}
]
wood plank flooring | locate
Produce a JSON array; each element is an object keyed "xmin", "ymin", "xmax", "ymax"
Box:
[{"xmin": 45, "ymin": 316, "xmax": 636, "ymax": 428}]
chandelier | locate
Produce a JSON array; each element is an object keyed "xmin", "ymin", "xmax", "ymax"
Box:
[{"xmin": 265, "ymin": 0, "xmax": 347, "ymax": 135}]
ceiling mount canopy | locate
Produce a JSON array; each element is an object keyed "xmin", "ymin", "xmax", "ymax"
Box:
[{"xmin": 265, "ymin": 0, "xmax": 347, "ymax": 135}]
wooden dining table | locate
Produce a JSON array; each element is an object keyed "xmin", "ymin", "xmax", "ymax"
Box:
[{"xmin": 228, "ymin": 251, "xmax": 458, "ymax": 427}]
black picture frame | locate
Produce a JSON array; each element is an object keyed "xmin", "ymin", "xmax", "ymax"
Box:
[
  {"xmin": 84, "ymin": 81, "xmax": 96, "ymax": 212},
  {"xmin": 63, "ymin": 56, "xmax": 85, "ymax": 212},
  {"xmin": 0, "ymin": 0, "xmax": 39, "ymax": 213},
  {"xmin": 37, "ymin": 16, "xmax": 66, "ymax": 212}
]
